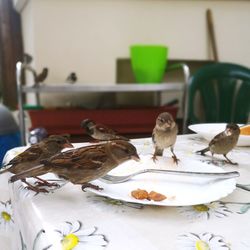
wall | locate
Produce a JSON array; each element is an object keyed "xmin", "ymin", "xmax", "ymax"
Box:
[{"xmin": 17, "ymin": 0, "xmax": 250, "ymax": 107}]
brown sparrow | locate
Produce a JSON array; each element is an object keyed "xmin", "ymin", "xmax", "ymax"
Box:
[
  {"xmin": 10, "ymin": 140, "xmax": 140, "ymax": 192},
  {"xmin": 66, "ymin": 72, "xmax": 77, "ymax": 84},
  {"xmin": 1, "ymin": 135, "xmax": 73, "ymax": 192},
  {"xmin": 196, "ymin": 123, "xmax": 240, "ymax": 165},
  {"xmin": 35, "ymin": 68, "xmax": 48, "ymax": 85},
  {"xmin": 81, "ymin": 119, "xmax": 129, "ymax": 141},
  {"xmin": 152, "ymin": 112, "xmax": 179, "ymax": 164}
]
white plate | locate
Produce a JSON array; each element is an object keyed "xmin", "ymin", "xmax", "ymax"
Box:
[
  {"xmin": 188, "ymin": 123, "xmax": 250, "ymax": 147},
  {"xmin": 88, "ymin": 155, "xmax": 237, "ymax": 206}
]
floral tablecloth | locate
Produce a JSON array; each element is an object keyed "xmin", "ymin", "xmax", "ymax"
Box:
[{"xmin": 1, "ymin": 134, "xmax": 250, "ymax": 250}]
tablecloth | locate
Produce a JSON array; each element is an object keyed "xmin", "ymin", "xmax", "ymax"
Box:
[{"xmin": 0, "ymin": 135, "xmax": 250, "ymax": 250}]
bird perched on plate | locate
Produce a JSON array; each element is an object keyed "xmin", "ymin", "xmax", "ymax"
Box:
[
  {"xmin": 196, "ymin": 123, "xmax": 240, "ymax": 165},
  {"xmin": 152, "ymin": 112, "xmax": 179, "ymax": 164},
  {"xmin": 81, "ymin": 119, "xmax": 129, "ymax": 141},
  {"xmin": 66, "ymin": 72, "xmax": 77, "ymax": 84},
  {"xmin": 10, "ymin": 140, "xmax": 140, "ymax": 192},
  {"xmin": 1, "ymin": 135, "xmax": 73, "ymax": 192}
]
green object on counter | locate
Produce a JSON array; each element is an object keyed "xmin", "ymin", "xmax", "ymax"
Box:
[
  {"xmin": 23, "ymin": 104, "xmax": 43, "ymax": 110},
  {"xmin": 130, "ymin": 45, "xmax": 168, "ymax": 84}
]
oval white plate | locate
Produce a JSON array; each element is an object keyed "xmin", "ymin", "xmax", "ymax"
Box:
[
  {"xmin": 88, "ymin": 155, "xmax": 237, "ymax": 206},
  {"xmin": 188, "ymin": 123, "xmax": 250, "ymax": 147}
]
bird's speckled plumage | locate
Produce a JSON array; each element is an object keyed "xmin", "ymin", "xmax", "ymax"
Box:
[
  {"xmin": 152, "ymin": 112, "xmax": 179, "ymax": 164},
  {"xmin": 81, "ymin": 119, "xmax": 129, "ymax": 141},
  {"xmin": 1, "ymin": 135, "xmax": 73, "ymax": 175},
  {"xmin": 10, "ymin": 140, "xmax": 140, "ymax": 191},
  {"xmin": 196, "ymin": 123, "xmax": 240, "ymax": 165}
]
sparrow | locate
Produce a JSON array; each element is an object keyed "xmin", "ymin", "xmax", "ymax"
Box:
[
  {"xmin": 196, "ymin": 123, "xmax": 240, "ymax": 165},
  {"xmin": 152, "ymin": 112, "xmax": 179, "ymax": 164},
  {"xmin": 10, "ymin": 140, "xmax": 140, "ymax": 192},
  {"xmin": 23, "ymin": 53, "xmax": 33, "ymax": 64},
  {"xmin": 1, "ymin": 135, "xmax": 73, "ymax": 192},
  {"xmin": 81, "ymin": 119, "xmax": 129, "ymax": 141},
  {"xmin": 35, "ymin": 67, "xmax": 48, "ymax": 85},
  {"xmin": 22, "ymin": 64, "xmax": 48, "ymax": 86},
  {"xmin": 66, "ymin": 72, "xmax": 77, "ymax": 84}
]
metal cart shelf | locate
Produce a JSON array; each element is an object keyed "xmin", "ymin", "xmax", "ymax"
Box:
[{"xmin": 16, "ymin": 62, "xmax": 189, "ymax": 145}]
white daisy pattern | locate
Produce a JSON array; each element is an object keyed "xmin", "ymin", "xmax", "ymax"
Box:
[
  {"xmin": 54, "ymin": 220, "xmax": 108, "ymax": 250},
  {"xmin": 87, "ymin": 194, "xmax": 144, "ymax": 211},
  {"xmin": 0, "ymin": 200, "xmax": 14, "ymax": 231},
  {"xmin": 177, "ymin": 232, "xmax": 230, "ymax": 250},
  {"xmin": 15, "ymin": 178, "xmax": 68, "ymax": 199},
  {"xmin": 178, "ymin": 202, "xmax": 233, "ymax": 220}
]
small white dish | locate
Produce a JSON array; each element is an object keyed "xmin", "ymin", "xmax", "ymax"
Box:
[{"xmin": 188, "ymin": 123, "xmax": 250, "ymax": 147}]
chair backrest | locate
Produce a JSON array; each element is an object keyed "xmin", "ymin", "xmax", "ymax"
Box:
[{"xmin": 187, "ymin": 62, "xmax": 250, "ymax": 125}]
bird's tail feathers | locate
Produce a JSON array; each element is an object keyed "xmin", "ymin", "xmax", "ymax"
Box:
[
  {"xmin": 0, "ymin": 166, "xmax": 10, "ymax": 175},
  {"xmin": 10, "ymin": 164, "xmax": 44, "ymax": 183},
  {"xmin": 196, "ymin": 147, "xmax": 209, "ymax": 155}
]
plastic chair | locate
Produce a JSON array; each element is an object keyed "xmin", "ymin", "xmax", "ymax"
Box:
[{"xmin": 185, "ymin": 62, "xmax": 250, "ymax": 127}]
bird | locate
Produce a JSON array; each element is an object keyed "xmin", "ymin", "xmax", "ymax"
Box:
[
  {"xmin": 196, "ymin": 123, "xmax": 240, "ymax": 165},
  {"xmin": 22, "ymin": 64, "xmax": 48, "ymax": 86},
  {"xmin": 152, "ymin": 112, "xmax": 179, "ymax": 164},
  {"xmin": 35, "ymin": 67, "xmax": 48, "ymax": 85},
  {"xmin": 81, "ymin": 119, "xmax": 129, "ymax": 141},
  {"xmin": 1, "ymin": 135, "xmax": 73, "ymax": 192},
  {"xmin": 23, "ymin": 53, "xmax": 33, "ymax": 64},
  {"xmin": 66, "ymin": 72, "xmax": 77, "ymax": 84},
  {"xmin": 10, "ymin": 140, "xmax": 140, "ymax": 192}
]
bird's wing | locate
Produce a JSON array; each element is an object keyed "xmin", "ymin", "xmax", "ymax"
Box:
[
  {"xmin": 7, "ymin": 145, "xmax": 44, "ymax": 165},
  {"xmin": 46, "ymin": 145, "xmax": 108, "ymax": 171},
  {"xmin": 209, "ymin": 131, "xmax": 225, "ymax": 146},
  {"xmin": 95, "ymin": 124, "xmax": 116, "ymax": 135}
]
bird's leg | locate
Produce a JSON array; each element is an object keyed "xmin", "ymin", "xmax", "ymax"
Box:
[
  {"xmin": 152, "ymin": 153, "xmax": 158, "ymax": 163},
  {"xmin": 81, "ymin": 183, "xmax": 103, "ymax": 192},
  {"xmin": 223, "ymin": 154, "xmax": 238, "ymax": 165},
  {"xmin": 22, "ymin": 179, "xmax": 49, "ymax": 193},
  {"xmin": 34, "ymin": 177, "xmax": 60, "ymax": 187},
  {"xmin": 152, "ymin": 148, "xmax": 163, "ymax": 163},
  {"xmin": 210, "ymin": 153, "xmax": 217, "ymax": 165},
  {"xmin": 170, "ymin": 147, "xmax": 179, "ymax": 165}
]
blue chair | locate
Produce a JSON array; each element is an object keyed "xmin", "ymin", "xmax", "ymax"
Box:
[{"xmin": 0, "ymin": 104, "xmax": 21, "ymax": 165}]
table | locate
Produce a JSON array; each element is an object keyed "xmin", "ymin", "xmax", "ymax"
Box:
[{"xmin": 1, "ymin": 134, "xmax": 250, "ymax": 250}]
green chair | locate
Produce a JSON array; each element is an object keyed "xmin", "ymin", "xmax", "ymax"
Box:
[{"xmin": 185, "ymin": 62, "xmax": 250, "ymax": 127}]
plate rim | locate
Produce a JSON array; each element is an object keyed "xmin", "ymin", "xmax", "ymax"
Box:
[{"xmin": 188, "ymin": 123, "xmax": 250, "ymax": 146}]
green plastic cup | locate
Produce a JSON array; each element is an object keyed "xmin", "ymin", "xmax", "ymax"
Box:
[{"xmin": 130, "ymin": 45, "xmax": 168, "ymax": 84}]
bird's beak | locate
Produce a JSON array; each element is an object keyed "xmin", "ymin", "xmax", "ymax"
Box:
[
  {"xmin": 132, "ymin": 153, "xmax": 140, "ymax": 162},
  {"xmin": 64, "ymin": 143, "xmax": 74, "ymax": 148}
]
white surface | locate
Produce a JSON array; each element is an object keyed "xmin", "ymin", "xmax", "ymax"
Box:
[
  {"xmin": 188, "ymin": 123, "xmax": 250, "ymax": 147},
  {"xmin": 89, "ymin": 155, "xmax": 236, "ymax": 206},
  {"xmin": 1, "ymin": 135, "xmax": 250, "ymax": 250}
]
